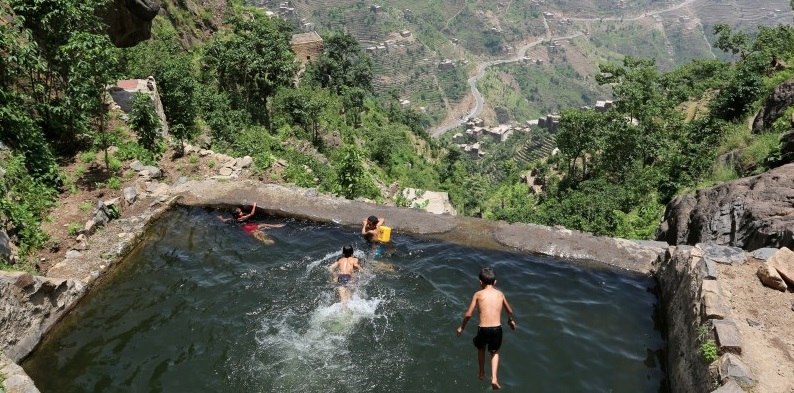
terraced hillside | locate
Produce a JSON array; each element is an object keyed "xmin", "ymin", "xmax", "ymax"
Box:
[{"xmin": 251, "ymin": 0, "xmax": 791, "ymax": 131}]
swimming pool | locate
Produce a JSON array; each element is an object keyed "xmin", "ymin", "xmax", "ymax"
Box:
[{"xmin": 24, "ymin": 207, "xmax": 667, "ymax": 392}]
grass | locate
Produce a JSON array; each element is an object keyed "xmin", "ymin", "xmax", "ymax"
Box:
[
  {"xmin": 700, "ymin": 339, "xmax": 718, "ymax": 363},
  {"xmin": 80, "ymin": 151, "xmax": 97, "ymax": 163},
  {"xmin": 107, "ymin": 176, "xmax": 122, "ymax": 190},
  {"xmin": 67, "ymin": 223, "xmax": 81, "ymax": 237},
  {"xmin": 697, "ymin": 322, "xmax": 719, "ymax": 363},
  {"xmin": 79, "ymin": 201, "xmax": 93, "ymax": 211}
]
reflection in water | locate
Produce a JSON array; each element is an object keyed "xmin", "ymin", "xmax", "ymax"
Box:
[{"xmin": 24, "ymin": 207, "xmax": 667, "ymax": 393}]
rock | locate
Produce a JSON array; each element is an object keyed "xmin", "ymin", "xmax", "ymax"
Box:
[
  {"xmin": 400, "ymin": 188, "xmax": 457, "ymax": 215},
  {"xmin": 750, "ymin": 247, "xmax": 779, "ymax": 261},
  {"xmin": 711, "ymin": 379, "xmax": 746, "ymax": 393},
  {"xmin": 75, "ymin": 234, "xmax": 87, "ymax": 243},
  {"xmin": 103, "ymin": 197, "xmax": 120, "ymax": 208},
  {"xmin": 65, "ymin": 250, "xmax": 82, "ymax": 259},
  {"xmin": 780, "ymin": 131, "xmax": 794, "ymax": 165},
  {"xmin": 134, "ymin": 179, "xmax": 149, "ymax": 194},
  {"xmin": 699, "ymin": 244, "xmax": 746, "ymax": 265},
  {"xmin": 83, "ymin": 220, "xmax": 97, "ymax": 236},
  {"xmin": 173, "ymin": 176, "xmax": 187, "ymax": 186},
  {"xmin": 215, "ymin": 154, "xmax": 234, "ymax": 167},
  {"xmin": 129, "ymin": 160, "xmax": 145, "ymax": 171},
  {"xmin": 218, "ymin": 167, "xmax": 234, "ymax": 177},
  {"xmin": 751, "ymin": 79, "xmax": 794, "ymax": 134},
  {"xmin": 123, "ymin": 186, "xmax": 138, "ymax": 204},
  {"xmin": 657, "ymin": 163, "xmax": 794, "ymax": 250},
  {"xmin": 717, "ymin": 353, "xmax": 756, "ymax": 388},
  {"xmin": 1, "ymin": 273, "xmax": 86, "ymax": 361},
  {"xmin": 766, "ymin": 247, "xmax": 794, "ymax": 286},
  {"xmin": 72, "ymin": 240, "xmax": 89, "ymax": 251},
  {"xmin": 713, "ymin": 319, "xmax": 742, "ymax": 354},
  {"xmin": 198, "ymin": 149, "xmax": 211, "ymax": 157},
  {"xmin": 92, "ymin": 202, "xmax": 110, "ymax": 228},
  {"xmin": 757, "ymin": 262, "xmax": 788, "ymax": 291},
  {"xmin": 100, "ymin": 0, "xmax": 159, "ymax": 48},
  {"xmin": 239, "ymin": 156, "xmax": 253, "ymax": 168},
  {"xmin": 702, "ymin": 280, "xmax": 729, "ymax": 320},
  {"xmin": 142, "ymin": 166, "xmax": 161, "ymax": 179},
  {"xmin": 746, "ymin": 318, "xmax": 763, "ymax": 329},
  {"xmin": 0, "ymin": 230, "xmax": 13, "ymax": 263}
]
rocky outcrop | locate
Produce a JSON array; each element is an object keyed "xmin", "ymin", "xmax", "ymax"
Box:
[
  {"xmin": 656, "ymin": 163, "xmax": 794, "ymax": 250},
  {"xmin": 1, "ymin": 354, "xmax": 40, "ymax": 393},
  {"xmin": 751, "ymin": 79, "xmax": 794, "ymax": 134},
  {"xmin": 0, "ymin": 272, "xmax": 85, "ymax": 362},
  {"xmin": 101, "ymin": 0, "xmax": 160, "ymax": 48}
]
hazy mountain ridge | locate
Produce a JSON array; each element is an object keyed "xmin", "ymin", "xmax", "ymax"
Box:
[{"xmin": 252, "ymin": 0, "xmax": 792, "ymax": 128}]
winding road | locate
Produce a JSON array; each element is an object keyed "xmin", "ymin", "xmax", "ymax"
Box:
[{"xmin": 430, "ymin": 0, "xmax": 703, "ymax": 138}]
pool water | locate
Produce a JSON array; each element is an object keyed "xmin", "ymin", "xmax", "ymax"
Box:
[{"xmin": 24, "ymin": 207, "xmax": 667, "ymax": 392}]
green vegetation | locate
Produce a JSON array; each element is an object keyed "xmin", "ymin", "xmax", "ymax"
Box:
[{"xmin": 2, "ymin": 0, "xmax": 794, "ymax": 272}]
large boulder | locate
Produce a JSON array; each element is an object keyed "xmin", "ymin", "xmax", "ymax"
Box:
[
  {"xmin": 100, "ymin": 0, "xmax": 160, "ymax": 48},
  {"xmin": 656, "ymin": 163, "xmax": 794, "ymax": 250},
  {"xmin": 751, "ymin": 79, "xmax": 794, "ymax": 134}
]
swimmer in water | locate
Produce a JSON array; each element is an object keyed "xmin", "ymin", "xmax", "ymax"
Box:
[
  {"xmin": 361, "ymin": 215, "xmax": 385, "ymax": 243},
  {"xmin": 218, "ymin": 203, "xmax": 284, "ymax": 244},
  {"xmin": 327, "ymin": 245, "xmax": 363, "ymax": 302}
]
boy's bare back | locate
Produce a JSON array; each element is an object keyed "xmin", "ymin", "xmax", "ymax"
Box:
[
  {"xmin": 474, "ymin": 287, "xmax": 507, "ymax": 327},
  {"xmin": 333, "ymin": 256, "xmax": 361, "ymax": 275}
]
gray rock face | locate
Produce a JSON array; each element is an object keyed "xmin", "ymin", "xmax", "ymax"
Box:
[
  {"xmin": 0, "ymin": 272, "xmax": 85, "ymax": 362},
  {"xmin": 100, "ymin": 0, "xmax": 160, "ymax": 48},
  {"xmin": 751, "ymin": 79, "xmax": 794, "ymax": 134},
  {"xmin": 656, "ymin": 163, "xmax": 794, "ymax": 250}
]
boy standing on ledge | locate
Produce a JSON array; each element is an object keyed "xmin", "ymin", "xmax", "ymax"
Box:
[{"xmin": 456, "ymin": 267, "xmax": 517, "ymax": 390}]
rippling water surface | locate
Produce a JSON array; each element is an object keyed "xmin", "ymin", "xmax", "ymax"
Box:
[{"xmin": 24, "ymin": 207, "xmax": 666, "ymax": 392}]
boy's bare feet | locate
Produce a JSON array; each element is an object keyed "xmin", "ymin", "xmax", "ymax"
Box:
[{"xmin": 491, "ymin": 381, "xmax": 501, "ymax": 390}]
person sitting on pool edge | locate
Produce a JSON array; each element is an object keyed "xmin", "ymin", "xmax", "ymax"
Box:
[
  {"xmin": 361, "ymin": 215, "xmax": 385, "ymax": 243},
  {"xmin": 456, "ymin": 267, "xmax": 517, "ymax": 390},
  {"xmin": 218, "ymin": 202, "xmax": 284, "ymax": 244},
  {"xmin": 327, "ymin": 245, "xmax": 363, "ymax": 302}
]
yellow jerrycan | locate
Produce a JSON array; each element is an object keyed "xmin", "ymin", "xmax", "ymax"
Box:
[{"xmin": 376, "ymin": 226, "xmax": 391, "ymax": 243}]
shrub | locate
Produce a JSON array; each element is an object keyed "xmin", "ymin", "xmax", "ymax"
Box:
[
  {"xmin": 67, "ymin": 223, "xmax": 81, "ymax": 237},
  {"xmin": 107, "ymin": 176, "xmax": 122, "ymax": 190}
]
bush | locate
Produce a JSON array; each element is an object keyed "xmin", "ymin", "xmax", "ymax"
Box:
[{"xmin": 0, "ymin": 154, "xmax": 55, "ymax": 255}]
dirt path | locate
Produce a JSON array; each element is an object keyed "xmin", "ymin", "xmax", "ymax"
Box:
[{"xmin": 717, "ymin": 259, "xmax": 794, "ymax": 393}]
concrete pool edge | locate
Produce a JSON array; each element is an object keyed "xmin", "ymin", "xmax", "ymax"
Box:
[{"xmin": 2, "ymin": 180, "xmax": 671, "ymax": 392}]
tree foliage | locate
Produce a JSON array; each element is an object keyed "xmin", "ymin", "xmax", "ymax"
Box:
[{"xmin": 203, "ymin": 11, "xmax": 296, "ymax": 125}]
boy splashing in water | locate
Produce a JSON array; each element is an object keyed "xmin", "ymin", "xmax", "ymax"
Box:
[
  {"xmin": 328, "ymin": 245, "xmax": 363, "ymax": 302},
  {"xmin": 456, "ymin": 267, "xmax": 517, "ymax": 390}
]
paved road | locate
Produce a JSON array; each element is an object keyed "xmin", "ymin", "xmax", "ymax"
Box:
[{"xmin": 430, "ymin": 0, "xmax": 704, "ymax": 138}]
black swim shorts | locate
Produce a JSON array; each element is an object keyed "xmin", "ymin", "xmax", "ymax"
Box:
[
  {"xmin": 473, "ymin": 326, "xmax": 503, "ymax": 353},
  {"xmin": 337, "ymin": 274, "xmax": 352, "ymax": 286}
]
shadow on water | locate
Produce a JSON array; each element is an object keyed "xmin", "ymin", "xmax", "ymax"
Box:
[{"xmin": 24, "ymin": 207, "xmax": 667, "ymax": 393}]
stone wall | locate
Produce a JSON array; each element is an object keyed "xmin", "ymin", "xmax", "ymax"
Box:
[
  {"xmin": 654, "ymin": 246, "xmax": 713, "ymax": 392},
  {"xmin": 654, "ymin": 244, "xmax": 765, "ymax": 393}
]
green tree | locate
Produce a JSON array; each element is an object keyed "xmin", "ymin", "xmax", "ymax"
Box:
[
  {"xmin": 713, "ymin": 24, "xmax": 750, "ymax": 59},
  {"xmin": 203, "ymin": 10, "xmax": 296, "ymax": 126},
  {"xmin": 332, "ymin": 145, "xmax": 379, "ymax": 200},
  {"xmin": 272, "ymin": 86, "xmax": 330, "ymax": 146},
  {"xmin": 61, "ymin": 31, "xmax": 119, "ymax": 171},
  {"xmin": 129, "ymin": 93, "xmax": 163, "ymax": 162},
  {"xmin": 9, "ymin": 0, "xmax": 108, "ymax": 148},
  {"xmin": 308, "ymin": 31, "xmax": 373, "ymax": 95}
]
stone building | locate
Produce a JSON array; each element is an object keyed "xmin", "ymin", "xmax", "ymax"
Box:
[{"xmin": 291, "ymin": 31, "xmax": 324, "ymax": 64}]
